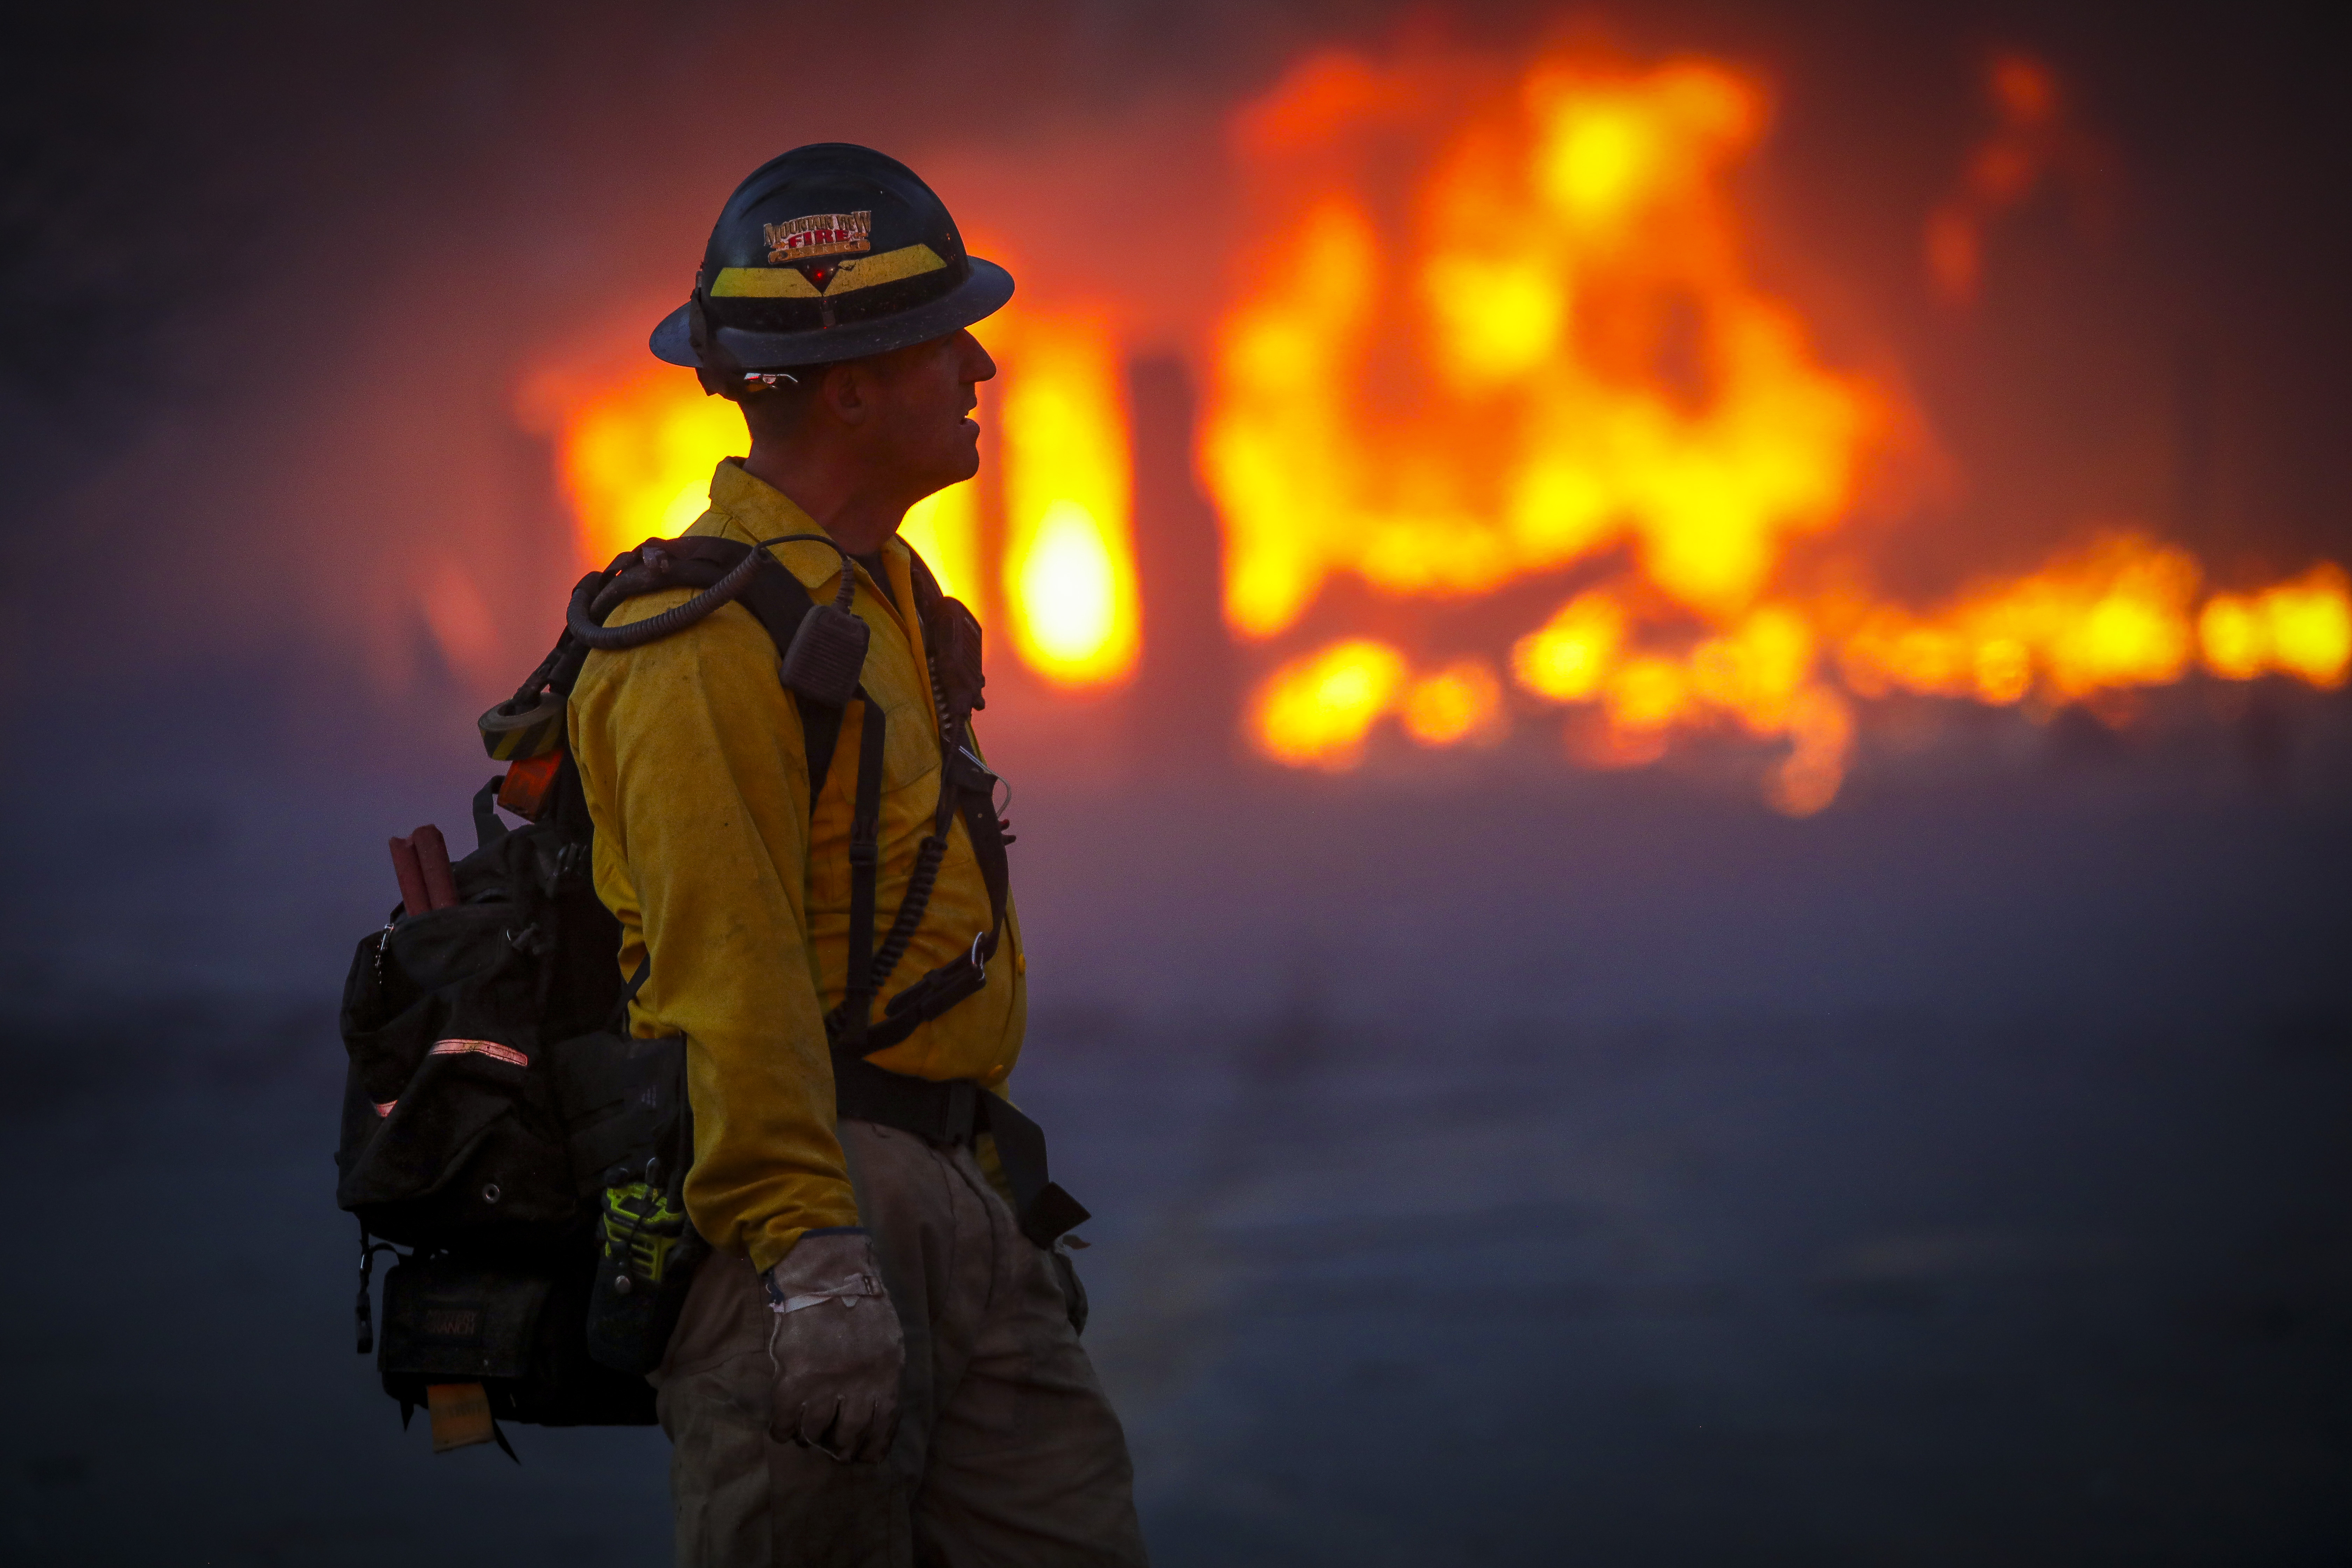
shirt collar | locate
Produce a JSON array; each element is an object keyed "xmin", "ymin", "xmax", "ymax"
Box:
[{"xmin": 695, "ymin": 457, "xmax": 915, "ymax": 636}]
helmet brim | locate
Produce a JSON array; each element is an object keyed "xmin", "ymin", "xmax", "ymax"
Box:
[{"xmin": 649, "ymin": 257, "xmax": 1015, "ymax": 370}]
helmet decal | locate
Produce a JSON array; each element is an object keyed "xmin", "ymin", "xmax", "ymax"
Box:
[
  {"xmin": 651, "ymin": 145, "xmax": 1013, "ymax": 373},
  {"xmin": 764, "ymin": 211, "xmax": 873, "ymax": 262}
]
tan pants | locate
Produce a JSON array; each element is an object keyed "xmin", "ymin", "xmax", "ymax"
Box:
[{"xmin": 651, "ymin": 1118, "xmax": 1150, "ymax": 1567}]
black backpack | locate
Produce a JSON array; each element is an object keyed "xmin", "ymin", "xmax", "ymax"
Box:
[
  {"xmin": 336, "ymin": 532, "xmax": 1004, "ymax": 1447},
  {"xmin": 337, "ymin": 781, "xmax": 673, "ymax": 1439}
]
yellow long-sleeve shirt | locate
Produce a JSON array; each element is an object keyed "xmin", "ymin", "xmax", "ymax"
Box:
[{"xmin": 568, "ymin": 458, "xmax": 1026, "ymax": 1272}]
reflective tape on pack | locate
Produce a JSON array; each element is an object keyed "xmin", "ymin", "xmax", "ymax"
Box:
[{"xmin": 430, "ymin": 1039, "xmax": 528, "ymax": 1068}]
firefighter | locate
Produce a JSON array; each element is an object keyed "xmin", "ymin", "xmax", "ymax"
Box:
[{"xmin": 567, "ymin": 144, "xmax": 1148, "ymax": 1566}]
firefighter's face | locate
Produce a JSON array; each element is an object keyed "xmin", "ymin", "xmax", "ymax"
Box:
[{"xmin": 833, "ymin": 329, "xmax": 996, "ymax": 501}]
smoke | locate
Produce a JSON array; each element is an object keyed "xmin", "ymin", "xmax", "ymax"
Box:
[{"xmin": 2, "ymin": 0, "xmax": 2350, "ymax": 986}]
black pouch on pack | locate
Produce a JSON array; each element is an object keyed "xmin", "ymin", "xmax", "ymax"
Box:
[
  {"xmin": 335, "ymin": 898, "xmax": 577, "ymax": 1245},
  {"xmin": 377, "ymin": 1250, "xmax": 656, "ymax": 1426},
  {"xmin": 550, "ymin": 1030, "xmax": 707, "ymax": 1374}
]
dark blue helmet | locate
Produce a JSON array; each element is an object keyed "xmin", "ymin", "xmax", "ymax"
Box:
[{"xmin": 650, "ymin": 143, "xmax": 1014, "ymax": 382}]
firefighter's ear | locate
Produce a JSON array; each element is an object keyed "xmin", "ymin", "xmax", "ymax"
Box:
[{"xmin": 817, "ymin": 361, "xmax": 870, "ymax": 426}]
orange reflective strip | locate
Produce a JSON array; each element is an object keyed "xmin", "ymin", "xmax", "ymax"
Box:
[{"xmin": 429, "ymin": 1038, "xmax": 528, "ymax": 1068}]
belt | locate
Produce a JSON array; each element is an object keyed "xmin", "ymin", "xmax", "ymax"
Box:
[{"xmin": 831, "ymin": 1053, "xmax": 1090, "ymax": 1247}]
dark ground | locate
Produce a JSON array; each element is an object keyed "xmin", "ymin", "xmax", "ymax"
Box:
[{"xmin": 4, "ymin": 727, "xmax": 2348, "ymax": 1566}]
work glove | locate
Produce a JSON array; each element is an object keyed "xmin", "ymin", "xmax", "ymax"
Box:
[{"xmin": 763, "ymin": 1230, "xmax": 903, "ymax": 1462}]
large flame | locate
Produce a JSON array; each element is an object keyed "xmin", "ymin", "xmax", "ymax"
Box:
[
  {"xmin": 519, "ymin": 44, "xmax": 2345, "ymax": 811},
  {"xmin": 994, "ymin": 306, "xmax": 1141, "ymax": 690},
  {"xmin": 1211, "ymin": 48, "xmax": 2350, "ymax": 809},
  {"xmin": 1207, "ymin": 55, "xmax": 1883, "ymax": 636}
]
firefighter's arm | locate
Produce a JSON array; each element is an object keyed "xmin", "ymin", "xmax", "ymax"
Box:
[{"xmin": 571, "ymin": 595, "xmax": 859, "ymax": 1274}]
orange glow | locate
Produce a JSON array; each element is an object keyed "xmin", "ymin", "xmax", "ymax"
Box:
[
  {"xmin": 997, "ymin": 307, "xmax": 1141, "ymax": 689},
  {"xmin": 528, "ymin": 363, "xmax": 743, "ymax": 563},
  {"xmin": 1768, "ymin": 686, "xmax": 1855, "ymax": 819},
  {"xmin": 1605, "ymin": 654, "xmax": 1694, "ymax": 733},
  {"xmin": 900, "ymin": 480, "xmax": 982, "ymax": 608},
  {"xmin": 1216, "ymin": 49, "xmax": 1882, "ymax": 806},
  {"xmin": 1511, "ymin": 592, "xmax": 1626, "ymax": 702},
  {"xmin": 1207, "ymin": 52, "xmax": 1882, "ymax": 639},
  {"xmin": 513, "ymin": 42, "xmax": 2347, "ymax": 818},
  {"xmin": 1252, "ymin": 639, "xmax": 1410, "ymax": 768},
  {"xmin": 1401, "ymin": 660, "xmax": 1505, "ymax": 747},
  {"xmin": 420, "ymin": 556, "xmax": 500, "ymax": 682},
  {"xmin": 522, "ymin": 315, "xmax": 1140, "ymax": 690},
  {"xmin": 1220, "ymin": 44, "xmax": 2350, "ymax": 814},
  {"xmin": 1840, "ymin": 534, "xmax": 2203, "ymax": 705},
  {"xmin": 1925, "ymin": 52, "xmax": 2093, "ymax": 305},
  {"xmin": 2199, "ymin": 564, "xmax": 2352, "ymax": 688},
  {"xmin": 1687, "ymin": 605, "xmax": 1811, "ymax": 732}
]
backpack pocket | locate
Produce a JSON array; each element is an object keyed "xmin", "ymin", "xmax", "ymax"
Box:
[
  {"xmin": 336, "ymin": 905, "xmax": 577, "ymax": 1243},
  {"xmin": 377, "ymin": 1252, "xmax": 658, "ymax": 1428},
  {"xmin": 379, "ymin": 1254, "xmax": 553, "ymax": 1382}
]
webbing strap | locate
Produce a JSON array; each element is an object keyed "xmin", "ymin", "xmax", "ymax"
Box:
[
  {"xmin": 825, "ymin": 721, "xmax": 1007, "ymax": 1057},
  {"xmin": 945, "ymin": 745, "xmax": 1010, "ymax": 935},
  {"xmin": 836, "ymin": 690, "xmax": 887, "ymax": 1054},
  {"xmin": 864, "ymin": 762, "xmax": 961, "ymax": 997},
  {"xmin": 726, "ymin": 552, "xmax": 846, "ymax": 804},
  {"xmin": 904, "ymin": 549, "xmax": 1013, "ymax": 937},
  {"xmin": 976, "ymin": 1093, "xmax": 1093, "ymax": 1247},
  {"xmin": 600, "ymin": 954, "xmax": 655, "ymax": 1035},
  {"xmin": 471, "ymin": 775, "xmax": 510, "ymax": 852},
  {"xmin": 817, "ymin": 545, "xmax": 1010, "ymax": 1055}
]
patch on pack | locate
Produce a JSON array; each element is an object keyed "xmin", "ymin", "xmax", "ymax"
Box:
[
  {"xmin": 420, "ymin": 1306, "xmax": 484, "ymax": 1342},
  {"xmin": 765, "ymin": 211, "xmax": 872, "ymax": 262}
]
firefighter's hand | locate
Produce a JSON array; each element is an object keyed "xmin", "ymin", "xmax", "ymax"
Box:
[{"xmin": 763, "ymin": 1232, "xmax": 903, "ymax": 1461}]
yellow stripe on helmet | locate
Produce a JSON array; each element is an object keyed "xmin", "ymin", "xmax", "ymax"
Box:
[{"xmin": 709, "ymin": 243, "xmax": 947, "ymax": 299}]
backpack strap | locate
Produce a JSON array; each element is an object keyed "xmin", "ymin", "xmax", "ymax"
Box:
[
  {"xmin": 629, "ymin": 537, "xmax": 854, "ymax": 807},
  {"xmin": 576, "ymin": 536, "xmax": 902, "ymax": 1056},
  {"xmin": 900, "ymin": 547, "xmax": 1011, "ymax": 935},
  {"xmin": 818, "ymin": 542, "xmax": 1010, "ymax": 1058},
  {"xmin": 834, "ymin": 688, "xmax": 887, "ymax": 1054}
]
